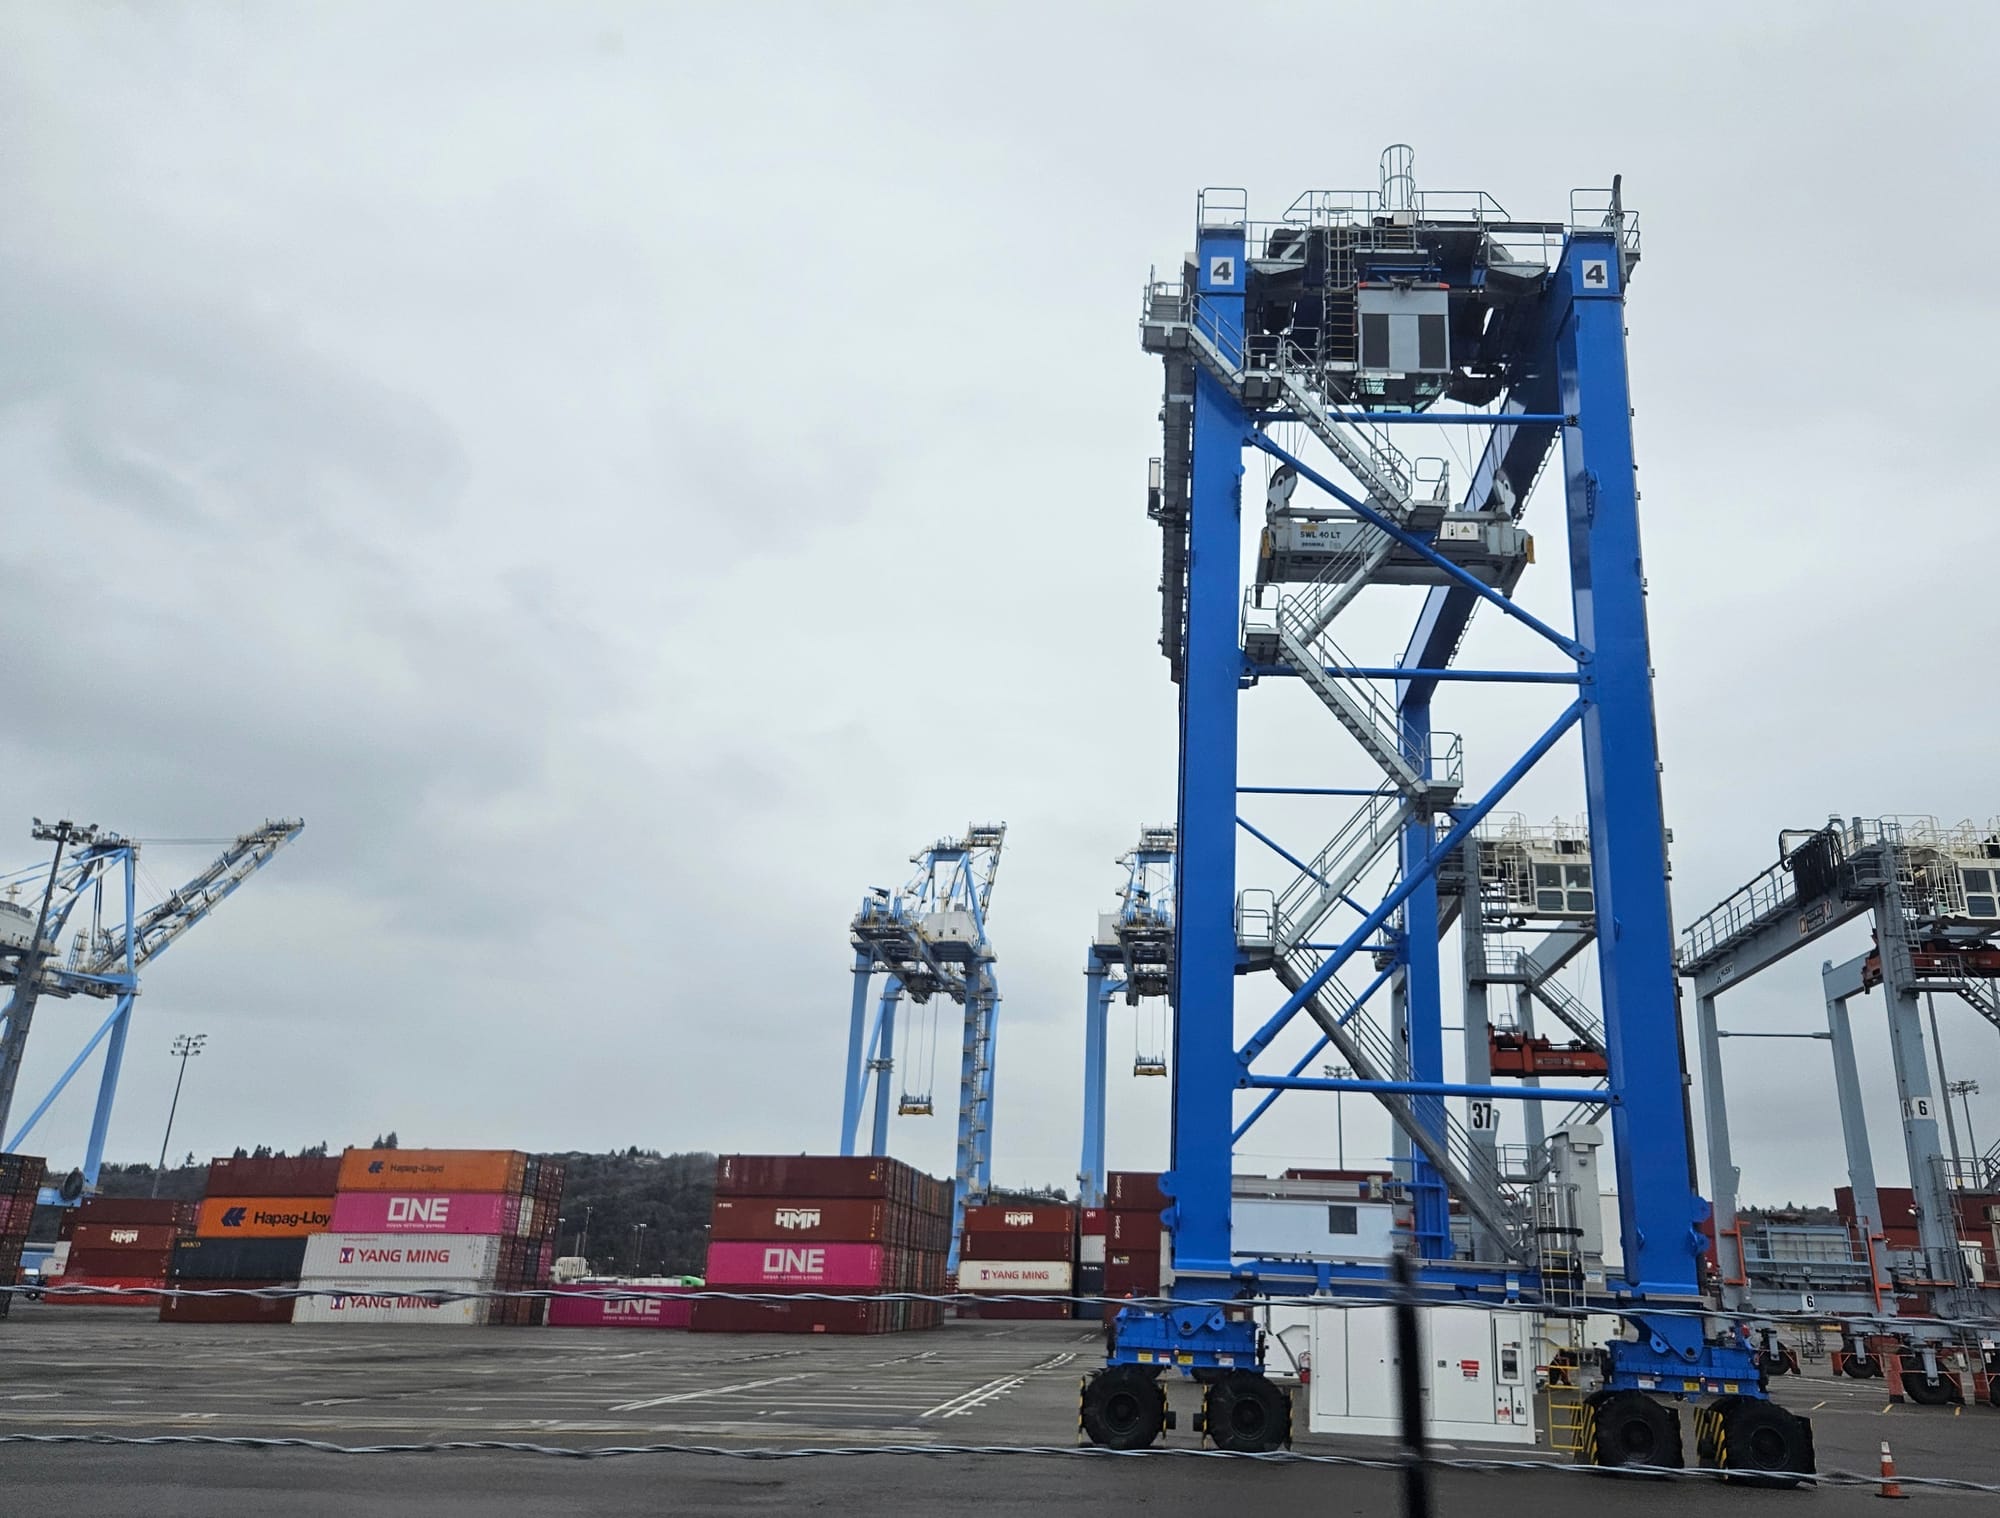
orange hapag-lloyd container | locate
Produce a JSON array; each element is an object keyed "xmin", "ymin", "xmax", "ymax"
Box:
[
  {"xmin": 195, "ymin": 1196, "xmax": 334, "ymax": 1238},
  {"xmin": 335, "ymin": 1149, "xmax": 527, "ymax": 1195}
]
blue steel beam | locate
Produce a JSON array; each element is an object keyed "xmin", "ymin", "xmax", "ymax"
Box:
[{"xmin": 1165, "ymin": 223, "xmax": 1249, "ymax": 1274}]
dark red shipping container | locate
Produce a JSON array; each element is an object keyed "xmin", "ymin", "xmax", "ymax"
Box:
[
  {"xmin": 1105, "ymin": 1172, "xmax": 1167, "ymax": 1211},
  {"xmin": 1080, "ymin": 1208, "xmax": 1107, "ymax": 1236},
  {"xmin": 44, "ymin": 1275, "xmax": 167, "ymax": 1306},
  {"xmin": 960, "ymin": 1204, "xmax": 1075, "ymax": 1237},
  {"xmin": 956, "ymin": 1299, "xmax": 1073, "ymax": 1320},
  {"xmin": 689, "ymin": 1296, "xmax": 894, "ymax": 1335},
  {"xmin": 159, "ymin": 1280, "xmax": 298, "ymax": 1324},
  {"xmin": 73, "ymin": 1197, "xmax": 194, "ymax": 1226},
  {"xmin": 62, "ymin": 1247, "xmax": 174, "ymax": 1278},
  {"xmin": 715, "ymin": 1154, "xmax": 916, "ymax": 1201},
  {"xmin": 710, "ymin": 1196, "xmax": 896, "ymax": 1244},
  {"xmin": 1103, "ymin": 1253, "xmax": 1163, "ymax": 1296},
  {"xmin": 1107, "ymin": 1208, "xmax": 1164, "ymax": 1246},
  {"xmin": 204, "ymin": 1155, "xmax": 343, "ymax": 1198},
  {"xmin": 959, "ymin": 1231, "xmax": 1076, "ymax": 1263}
]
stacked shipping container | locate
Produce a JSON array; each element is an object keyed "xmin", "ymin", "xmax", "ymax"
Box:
[
  {"xmin": 51, "ymin": 1195, "xmax": 196, "ymax": 1306},
  {"xmin": 693, "ymin": 1155, "xmax": 950, "ymax": 1334},
  {"xmin": 1101, "ymin": 1171, "xmax": 1168, "ymax": 1319},
  {"xmin": 956, "ymin": 1203, "xmax": 1076, "ymax": 1319},
  {"xmin": 295, "ymin": 1149, "xmax": 563, "ymax": 1326},
  {"xmin": 162, "ymin": 1154, "xmax": 340, "ymax": 1325},
  {"xmin": 0, "ymin": 1153, "xmax": 45, "ymax": 1321}
]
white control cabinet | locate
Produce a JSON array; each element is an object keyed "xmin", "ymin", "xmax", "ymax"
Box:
[{"xmin": 1306, "ymin": 1304, "xmax": 1536, "ymax": 1445}]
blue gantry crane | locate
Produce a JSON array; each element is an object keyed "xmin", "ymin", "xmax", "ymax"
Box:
[
  {"xmin": 1076, "ymin": 149, "xmax": 1814, "ymax": 1478},
  {"xmin": 0, "ymin": 817, "xmax": 304, "ymax": 1202},
  {"xmin": 1079, "ymin": 827, "xmax": 1175, "ymax": 1207},
  {"xmin": 839, "ymin": 824, "xmax": 1005, "ymax": 1268}
]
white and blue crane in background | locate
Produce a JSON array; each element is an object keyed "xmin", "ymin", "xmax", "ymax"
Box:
[
  {"xmin": 1078, "ymin": 827, "xmax": 1175, "ymax": 1207},
  {"xmin": 839, "ymin": 823, "xmax": 1004, "ymax": 1268},
  {"xmin": 0, "ymin": 817, "xmax": 303, "ymax": 1202}
]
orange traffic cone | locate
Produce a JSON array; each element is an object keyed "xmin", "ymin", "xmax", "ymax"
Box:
[{"xmin": 1878, "ymin": 1439, "xmax": 1907, "ymax": 1499}]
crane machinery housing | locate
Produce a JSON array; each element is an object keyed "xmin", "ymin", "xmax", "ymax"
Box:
[
  {"xmin": 1077, "ymin": 147, "xmax": 1817, "ymax": 1479},
  {"xmin": 1079, "ymin": 827, "xmax": 1175, "ymax": 1208},
  {"xmin": 839, "ymin": 824, "xmax": 1005, "ymax": 1270},
  {"xmin": 0, "ymin": 817, "xmax": 304, "ymax": 1203}
]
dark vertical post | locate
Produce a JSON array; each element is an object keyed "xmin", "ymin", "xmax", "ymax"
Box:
[{"xmin": 1391, "ymin": 1250, "xmax": 1433, "ymax": 1518}]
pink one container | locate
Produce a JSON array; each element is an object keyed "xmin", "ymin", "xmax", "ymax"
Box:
[
  {"xmin": 703, "ymin": 1240, "xmax": 888, "ymax": 1288},
  {"xmin": 327, "ymin": 1191, "xmax": 522, "ymax": 1236},
  {"xmin": 547, "ymin": 1282, "xmax": 694, "ymax": 1329}
]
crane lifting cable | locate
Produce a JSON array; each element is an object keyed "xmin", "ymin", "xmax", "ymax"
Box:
[{"xmin": 898, "ymin": 997, "xmax": 937, "ymax": 1117}]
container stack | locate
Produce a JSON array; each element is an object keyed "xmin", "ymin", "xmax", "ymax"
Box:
[
  {"xmin": 162, "ymin": 1154, "xmax": 341, "ymax": 1324},
  {"xmin": 0, "ymin": 1153, "xmax": 46, "ymax": 1321},
  {"xmin": 1077, "ymin": 1207, "xmax": 1107, "ymax": 1319},
  {"xmin": 548, "ymin": 1279, "xmax": 697, "ymax": 1329},
  {"xmin": 295, "ymin": 1148, "xmax": 562, "ymax": 1326},
  {"xmin": 955, "ymin": 1203, "xmax": 1076, "ymax": 1319},
  {"xmin": 1102, "ymin": 1171, "xmax": 1168, "ymax": 1319},
  {"xmin": 693, "ymin": 1155, "xmax": 950, "ymax": 1334},
  {"xmin": 51, "ymin": 1195, "xmax": 197, "ymax": 1307}
]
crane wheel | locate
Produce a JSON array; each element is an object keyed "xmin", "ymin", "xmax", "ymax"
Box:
[
  {"xmin": 1840, "ymin": 1352, "xmax": 1880, "ymax": 1379},
  {"xmin": 1756, "ymin": 1349, "xmax": 1791, "ymax": 1378},
  {"xmin": 1582, "ymin": 1390, "xmax": 1682, "ymax": 1474},
  {"xmin": 1201, "ymin": 1370, "xmax": 1291, "ymax": 1453},
  {"xmin": 1710, "ymin": 1398, "xmax": 1816, "ymax": 1487},
  {"xmin": 1899, "ymin": 1355, "xmax": 1961, "ymax": 1406},
  {"xmin": 1080, "ymin": 1365, "xmax": 1166, "ymax": 1449}
]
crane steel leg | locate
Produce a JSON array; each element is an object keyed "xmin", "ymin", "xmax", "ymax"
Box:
[
  {"xmin": 81, "ymin": 994, "xmax": 136, "ymax": 1188},
  {"xmin": 1079, "ymin": 963, "xmax": 1110, "ymax": 1208},
  {"xmin": 869, "ymin": 982, "xmax": 900, "ymax": 1156},
  {"xmin": 838, "ymin": 954, "xmax": 873, "ymax": 1156}
]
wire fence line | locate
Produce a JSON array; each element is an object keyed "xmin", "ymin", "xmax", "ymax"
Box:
[
  {"xmin": 0, "ymin": 1433, "xmax": 1994, "ymax": 1492},
  {"xmin": 7, "ymin": 1281, "xmax": 2000, "ymax": 1337}
]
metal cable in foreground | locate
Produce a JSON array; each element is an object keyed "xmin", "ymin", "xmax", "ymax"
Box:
[{"xmin": 0, "ymin": 1433, "xmax": 1996, "ymax": 1492}]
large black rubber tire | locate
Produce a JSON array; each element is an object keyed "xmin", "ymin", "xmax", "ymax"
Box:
[
  {"xmin": 1900, "ymin": 1356, "xmax": 1961, "ymax": 1406},
  {"xmin": 1841, "ymin": 1353, "xmax": 1880, "ymax": 1379},
  {"xmin": 1717, "ymin": 1398, "xmax": 1816, "ymax": 1488},
  {"xmin": 1203, "ymin": 1370, "xmax": 1290, "ymax": 1453},
  {"xmin": 1081, "ymin": 1366, "xmax": 1166, "ymax": 1450},
  {"xmin": 1757, "ymin": 1349, "xmax": 1791, "ymax": 1378},
  {"xmin": 1586, "ymin": 1390, "xmax": 1683, "ymax": 1473}
]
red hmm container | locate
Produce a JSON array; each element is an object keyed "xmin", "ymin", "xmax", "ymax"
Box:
[
  {"xmin": 159, "ymin": 1281, "xmax": 298, "ymax": 1324},
  {"xmin": 709, "ymin": 1196, "xmax": 897, "ymax": 1244},
  {"xmin": 689, "ymin": 1297, "xmax": 894, "ymax": 1335},
  {"xmin": 714, "ymin": 1155, "xmax": 916, "ymax": 1201},
  {"xmin": 960, "ymin": 1204, "xmax": 1075, "ymax": 1237},
  {"xmin": 960, "ymin": 1231, "xmax": 1076, "ymax": 1263},
  {"xmin": 1105, "ymin": 1172, "xmax": 1167, "ymax": 1211},
  {"xmin": 68, "ymin": 1224, "xmax": 182, "ymax": 1254},
  {"xmin": 205, "ymin": 1155, "xmax": 343, "ymax": 1198}
]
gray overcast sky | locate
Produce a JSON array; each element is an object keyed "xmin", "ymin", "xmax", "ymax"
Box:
[{"xmin": 3, "ymin": 2, "xmax": 1995, "ymax": 1213}]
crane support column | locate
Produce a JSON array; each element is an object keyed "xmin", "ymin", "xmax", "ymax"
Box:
[
  {"xmin": 1080, "ymin": 961, "xmax": 1110, "ymax": 1208},
  {"xmin": 839, "ymin": 952, "xmax": 873, "ymax": 1156},
  {"xmin": 1822, "ymin": 954, "xmax": 1882, "ymax": 1238},
  {"xmin": 1163, "ymin": 223, "xmax": 1247, "ymax": 1272}
]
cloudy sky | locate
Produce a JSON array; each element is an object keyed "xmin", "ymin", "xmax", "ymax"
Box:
[{"xmin": 3, "ymin": 3, "xmax": 1994, "ymax": 1217}]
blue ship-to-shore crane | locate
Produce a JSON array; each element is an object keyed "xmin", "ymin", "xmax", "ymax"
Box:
[
  {"xmin": 1079, "ymin": 828, "xmax": 1175, "ymax": 1207},
  {"xmin": 838, "ymin": 824, "xmax": 1004, "ymax": 1269},
  {"xmin": 0, "ymin": 817, "xmax": 304, "ymax": 1202},
  {"xmin": 1077, "ymin": 149, "xmax": 1814, "ymax": 1480}
]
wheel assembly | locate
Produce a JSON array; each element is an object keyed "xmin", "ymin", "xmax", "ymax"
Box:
[
  {"xmin": 1709, "ymin": 1397, "xmax": 1817, "ymax": 1487},
  {"xmin": 1757, "ymin": 1349, "xmax": 1791, "ymax": 1378},
  {"xmin": 1080, "ymin": 1365, "xmax": 1166, "ymax": 1450},
  {"xmin": 1841, "ymin": 1352, "xmax": 1880, "ymax": 1379},
  {"xmin": 1200, "ymin": 1369, "xmax": 1291, "ymax": 1453},
  {"xmin": 1581, "ymin": 1389, "xmax": 1683, "ymax": 1473},
  {"xmin": 1899, "ymin": 1355, "xmax": 1961, "ymax": 1406}
]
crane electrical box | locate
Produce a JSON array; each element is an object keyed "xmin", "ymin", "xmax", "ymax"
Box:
[{"xmin": 1307, "ymin": 1304, "xmax": 1536, "ymax": 1446}]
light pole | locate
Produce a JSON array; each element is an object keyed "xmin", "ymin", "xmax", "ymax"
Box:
[
  {"xmin": 1324, "ymin": 1063, "xmax": 1354, "ymax": 1170},
  {"xmin": 1948, "ymin": 1079, "xmax": 1982, "ymax": 1176},
  {"xmin": 577, "ymin": 1204, "xmax": 593, "ymax": 1264},
  {"xmin": 631, "ymin": 1222, "xmax": 649, "ymax": 1275},
  {"xmin": 152, "ymin": 1033, "xmax": 207, "ymax": 1197}
]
